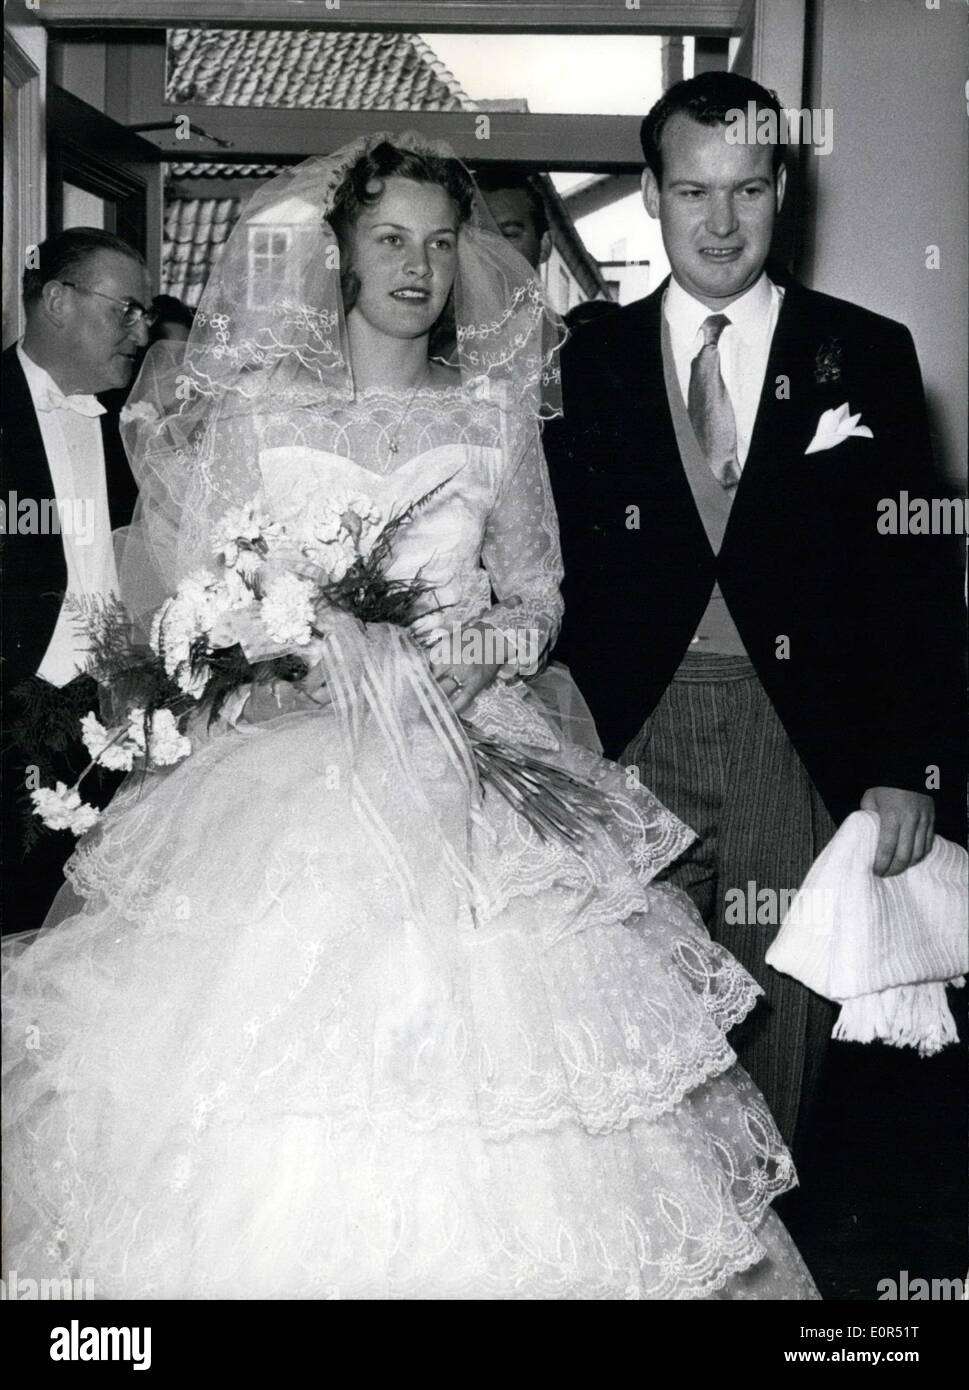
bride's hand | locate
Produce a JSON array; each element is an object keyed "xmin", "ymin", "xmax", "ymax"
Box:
[
  {"xmin": 428, "ymin": 620, "xmax": 504, "ymax": 716},
  {"xmin": 295, "ymin": 661, "xmax": 334, "ymax": 712},
  {"xmin": 244, "ymin": 669, "xmax": 333, "ymax": 722}
]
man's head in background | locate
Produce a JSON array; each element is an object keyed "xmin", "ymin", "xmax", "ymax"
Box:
[
  {"xmin": 640, "ymin": 72, "xmax": 787, "ymax": 310},
  {"xmin": 149, "ymin": 293, "xmax": 195, "ymax": 345},
  {"xmin": 475, "ymin": 167, "xmax": 551, "ymax": 270},
  {"xmin": 22, "ymin": 228, "xmax": 153, "ymax": 394}
]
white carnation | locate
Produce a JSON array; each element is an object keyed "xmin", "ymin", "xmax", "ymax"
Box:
[
  {"xmin": 219, "ymin": 565, "xmax": 254, "ymax": 611},
  {"xmin": 301, "ymin": 504, "xmax": 343, "ymax": 548},
  {"xmin": 176, "ymin": 570, "xmax": 234, "ymax": 633},
  {"xmin": 175, "ymin": 662, "xmax": 211, "ymax": 698},
  {"xmin": 151, "ymin": 569, "xmax": 232, "ymax": 695},
  {"xmin": 212, "ymin": 498, "xmax": 280, "ymax": 575},
  {"xmin": 235, "ymin": 550, "xmax": 263, "ymax": 584},
  {"xmin": 119, "ymin": 400, "xmax": 159, "ymax": 428},
  {"xmin": 297, "ymin": 493, "xmax": 382, "ymax": 568},
  {"xmin": 317, "ymin": 535, "xmax": 357, "ymax": 583},
  {"xmin": 260, "ymin": 573, "xmax": 315, "ymax": 647},
  {"xmin": 147, "ymin": 709, "xmax": 192, "ymax": 767},
  {"xmin": 80, "ymin": 711, "xmax": 140, "ymax": 772},
  {"xmin": 30, "ymin": 782, "xmax": 101, "ymax": 836}
]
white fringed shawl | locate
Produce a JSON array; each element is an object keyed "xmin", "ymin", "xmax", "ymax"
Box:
[{"xmin": 766, "ymin": 811, "xmax": 968, "ymax": 1056}]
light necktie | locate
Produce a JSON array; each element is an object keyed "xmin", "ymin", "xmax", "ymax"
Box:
[
  {"xmin": 688, "ymin": 313, "xmax": 741, "ymax": 491},
  {"xmin": 36, "ymin": 385, "xmax": 106, "ymax": 418}
]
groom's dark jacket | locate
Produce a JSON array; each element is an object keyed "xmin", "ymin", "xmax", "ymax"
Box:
[{"xmin": 544, "ymin": 273, "xmax": 967, "ymax": 840}]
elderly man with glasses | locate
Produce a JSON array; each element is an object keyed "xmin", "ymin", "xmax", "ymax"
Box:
[{"xmin": 1, "ymin": 227, "xmax": 152, "ymax": 935}]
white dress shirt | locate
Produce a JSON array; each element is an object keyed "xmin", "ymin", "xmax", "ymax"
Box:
[
  {"xmin": 664, "ymin": 272, "xmax": 784, "ymax": 467},
  {"xmin": 16, "ymin": 343, "xmax": 121, "ymax": 688}
]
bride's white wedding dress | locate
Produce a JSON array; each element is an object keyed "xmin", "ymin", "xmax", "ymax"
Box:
[{"xmin": 2, "ymin": 386, "xmax": 818, "ymax": 1300}]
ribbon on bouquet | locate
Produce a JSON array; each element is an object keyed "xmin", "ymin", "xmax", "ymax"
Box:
[{"xmin": 318, "ymin": 611, "xmax": 488, "ymax": 925}]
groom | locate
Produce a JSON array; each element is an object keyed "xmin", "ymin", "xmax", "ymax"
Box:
[{"xmin": 544, "ymin": 72, "xmax": 967, "ymax": 1151}]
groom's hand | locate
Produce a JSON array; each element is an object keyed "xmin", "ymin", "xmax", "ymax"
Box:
[{"xmin": 860, "ymin": 786, "xmax": 935, "ymax": 877}]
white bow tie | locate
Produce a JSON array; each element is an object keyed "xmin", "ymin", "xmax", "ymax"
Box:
[{"xmin": 36, "ymin": 386, "xmax": 106, "ymax": 419}]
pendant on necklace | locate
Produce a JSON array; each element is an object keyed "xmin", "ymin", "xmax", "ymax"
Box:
[{"xmin": 388, "ymin": 440, "xmax": 399, "ymax": 455}]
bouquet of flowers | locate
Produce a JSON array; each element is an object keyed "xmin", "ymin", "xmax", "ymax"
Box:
[{"xmin": 28, "ymin": 485, "xmax": 614, "ymax": 848}]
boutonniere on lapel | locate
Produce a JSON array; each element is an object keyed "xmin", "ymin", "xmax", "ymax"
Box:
[
  {"xmin": 814, "ymin": 337, "xmax": 844, "ymax": 386},
  {"xmin": 804, "ymin": 402, "xmax": 874, "ymax": 455}
]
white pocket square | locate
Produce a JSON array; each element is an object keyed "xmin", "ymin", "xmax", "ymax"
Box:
[{"xmin": 804, "ymin": 402, "xmax": 874, "ymax": 455}]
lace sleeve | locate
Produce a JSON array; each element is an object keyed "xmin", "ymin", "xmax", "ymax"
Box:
[{"xmin": 478, "ymin": 418, "xmax": 565, "ymax": 677}]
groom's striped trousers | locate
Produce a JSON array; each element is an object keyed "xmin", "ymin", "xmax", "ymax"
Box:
[{"xmin": 624, "ymin": 650, "xmax": 837, "ymax": 1154}]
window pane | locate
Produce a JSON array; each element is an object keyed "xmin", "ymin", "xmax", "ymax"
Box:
[{"xmin": 63, "ymin": 183, "xmax": 111, "ymax": 230}]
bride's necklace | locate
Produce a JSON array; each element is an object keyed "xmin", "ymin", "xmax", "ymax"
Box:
[{"xmin": 386, "ymin": 365, "xmax": 430, "ymax": 458}]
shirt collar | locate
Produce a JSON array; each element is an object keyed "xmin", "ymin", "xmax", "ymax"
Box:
[
  {"xmin": 16, "ymin": 342, "xmax": 106, "ymax": 418},
  {"xmin": 664, "ymin": 271, "xmax": 777, "ymax": 350}
]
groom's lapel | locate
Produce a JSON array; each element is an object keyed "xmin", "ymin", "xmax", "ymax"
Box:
[
  {"xmin": 627, "ymin": 284, "xmax": 714, "ymax": 556},
  {"xmin": 721, "ymin": 279, "xmax": 824, "ymax": 550}
]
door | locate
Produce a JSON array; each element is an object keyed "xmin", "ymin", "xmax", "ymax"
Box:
[{"xmin": 47, "ymin": 85, "xmax": 163, "ymax": 275}]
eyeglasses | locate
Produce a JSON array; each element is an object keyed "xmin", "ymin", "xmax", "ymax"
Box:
[{"xmin": 59, "ymin": 281, "xmax": 159, "ymax": 329}]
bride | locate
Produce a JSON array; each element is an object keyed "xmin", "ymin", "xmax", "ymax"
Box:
[{"xmin": 2, "ymin": 133, "xmax": 819, "ymax": 1301}]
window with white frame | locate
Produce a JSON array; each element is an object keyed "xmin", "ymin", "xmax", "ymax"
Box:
[{"xmin": 247, "ymin": 226, "xmax": 294, "ymax": 309}]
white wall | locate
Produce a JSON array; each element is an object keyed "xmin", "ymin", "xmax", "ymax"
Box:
[
  {"xmin": 600, "ymin": 261, "xmax": 653, "ymax": 306},
  {"xmin": 541, "ymin": 246, "xmax": 589, "ymax": 314},
  {"xmin": 803, "ymin": 0, "xmax": 967, "ymax": 486},
  {"xmin": 573, "ymin": 193, "xmax": 669, "ymax": 301}
]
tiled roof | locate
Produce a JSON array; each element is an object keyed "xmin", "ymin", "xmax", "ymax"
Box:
[
  {"xmin": 168, "ymin": 162, "xmax": 282, "ymax": 179},
  {"xmin": 166, "ymin": 28, "xmax": 475, "ymax": 111},
  {"xmin": 163, "ymin": 28, "xmax": 477, "ymax": 303},
  {"xmin": 163, "ymin": 195, "xmax": 241, "ymax": 308}
]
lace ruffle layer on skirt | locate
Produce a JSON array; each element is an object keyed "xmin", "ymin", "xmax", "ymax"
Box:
[{"xmin": 2, "ymin": 654, "xmax": 818, "ymax": 1300}]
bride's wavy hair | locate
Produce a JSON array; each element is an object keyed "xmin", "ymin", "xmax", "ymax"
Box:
[{"xmin": 328, "ymin": 141, "xmax": 475, "ymax": 358}]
